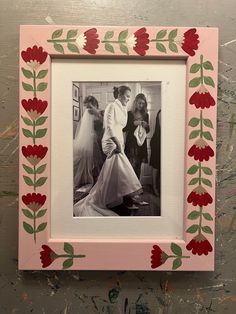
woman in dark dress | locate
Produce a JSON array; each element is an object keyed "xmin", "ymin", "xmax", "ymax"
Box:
[
  {"xmin": 124, "ymin": 93, "xmax": 150, "ymax": 179},
  {"xmin": 150, "ymin": 109, "xmax": 161, "ymax": 196}
]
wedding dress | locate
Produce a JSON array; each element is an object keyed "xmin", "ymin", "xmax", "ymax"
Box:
[
  {"xmin": 73, "ymin": 99, "xmax": 142, "ymax": 216},
  {"xmin": 73, "ymin": 109, "xmax": 104, "ymax": 191}
]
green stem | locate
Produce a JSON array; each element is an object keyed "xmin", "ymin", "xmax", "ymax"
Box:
[
  {"xmin": 33, "ymin": 211, "xmax": 36, "ymax": 243},
  {"xmin": 33, "ymin": 165, "xmax": 36, "ymax": 191},
  {"xmin": 47, "ymin": 39, "xmax": 76, "ymax": 43},
  {"xmin": 199, "ymin": 206, "xmax": 203, "ymax": 234},
  {"xmin": 150, "ymin": 39, "xmax": 171, "ymax": 42},
  {"xmin": 168, "ymin": 255, "xmax": 190, "ymax": 259},
  {"xmin": 33, "ymin": 70, "xmax": 36, "ymax": 97},
  {"xmin": 200, "ymin": 110, "xmax": 203, "ymax": 138},
  {"xmin": 200, "ymin": 54, "xmax": 204, "ymax": 84},
  {"xmin": 101, "ymin": 40, "xmax": 126, "ymax": 43},
  {"xmin": 33, "ymin": 120, "xmax": 36, "ymax": 145},
  {"xmin": 57, "ymin": 254, "xmax": 86, "ymax": 258},
  {"xmin": 199, "ymin": 161, "xmax": 202, "ymax": 185}
]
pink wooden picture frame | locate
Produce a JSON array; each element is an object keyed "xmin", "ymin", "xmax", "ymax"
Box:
[{"xmin": 19, "ymin": 25, "xmax": 218, "ymax": 271}]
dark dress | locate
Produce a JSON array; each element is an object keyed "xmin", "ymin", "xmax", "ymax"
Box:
[
  {"xmin": 150, "ymin": 110, "xmax": 161, "ymax": 171},
  {"xmin": 124, "ymin": 111, "xmax": 150, "ymax": 177}
]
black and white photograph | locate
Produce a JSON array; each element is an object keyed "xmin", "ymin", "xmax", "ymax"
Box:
[{"xmin": 73, "ymin": 82, "xmax": 161, "ymax": 217}]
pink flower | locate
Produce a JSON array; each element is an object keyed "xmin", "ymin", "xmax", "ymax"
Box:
[
  {"xmin": 21, "ymin": 45, "xmax": 48, "ymax": 70},
  {"xmin": 22, "ymin": 193, "xmax": 46, "ymax": 211},
  {"xmin": 187, "ymin": 185, "xmax": 213, "ymax": 207},
  {"xmin": 186, "ymin": 234, "xmax": 213, "ymax": 255},
  {"xmin": 189, "ymin": 85, "xmax": 215, "ymax": 109},
  {"xmin": 21, "ymin": 98, "xmax": 48, "ymax": 120},
  {"xmin": 181, "ymin": 28, "xmax": 199, "ymax": 56},
  {"xmin": 127, "ymin": 28, "xmax": 150, "ymax": 56},
  {"xmin": 76, "ymin": 28, "xmax": 100, "ymax": 54},
  {"xmin": 22, "ymin": 145, "xmax": 48, "ymax": 166},
  {"xmin": 188, "ymin": 138, "xmax": 214, "ymax": 161}
]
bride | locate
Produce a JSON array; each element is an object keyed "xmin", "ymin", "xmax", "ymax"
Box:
[{"xmin": 73, "ymin": 86, "xmax": 142, "ymax": 216}]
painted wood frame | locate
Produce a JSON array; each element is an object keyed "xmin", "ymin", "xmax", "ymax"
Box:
[{"xmin": 19, "ymin": 25, "xmax": 218, "ymax": 270}]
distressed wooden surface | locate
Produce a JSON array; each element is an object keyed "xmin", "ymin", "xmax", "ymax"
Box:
[{"xmin": 0, "ymin": 0, "xmax": 236, "ymax": 313}]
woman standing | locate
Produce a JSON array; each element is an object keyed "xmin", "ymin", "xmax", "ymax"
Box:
[
  {"xmin": 124, "ymin": 93, "xmax": 150, "ymax": 179},
  {"xmin": 73, "ymin": 96, "xmax": 105, "ymax": 192},
  {"xmin": 73, "ymin": 86, "xmax": 142, "ymax": 216}
]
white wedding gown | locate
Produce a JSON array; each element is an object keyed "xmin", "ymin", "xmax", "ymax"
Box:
[{"xmin": 73, "ymin": 99, "xmax": 142, "ymax": 216}]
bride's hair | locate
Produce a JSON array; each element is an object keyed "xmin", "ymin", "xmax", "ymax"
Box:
[
  {"xmin": 83, "ymin": 95, "xmax": 99, "ymax": 108},
  {"xmin": 132, "ymin": 93, "xmax": 148, "ymax": 114},
  {"xmin": 117, "ymin": 85, "xmax": 131, "ymax": 97},
  {"xmin": 113, "ymin": 86, "xmax": 119, "ymax": 99}
]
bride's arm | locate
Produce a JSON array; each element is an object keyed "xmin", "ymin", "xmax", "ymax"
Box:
[{"xmin": 106, "ymin": 104, "xmax": 121, "ymax": 153}]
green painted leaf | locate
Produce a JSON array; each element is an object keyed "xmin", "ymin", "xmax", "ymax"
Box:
[
  {"xmin": 108, "ymin": 287, "xmax": 120, "ymax": 303},
  {"xmin": 203, "ymin": 61, "xmax": 214, "ymax": 70},
  {"xmin": 23, "ymin": 176, "xmax": 34, "ymax": 186},
  {"xmin": 201, "ymin": 225, "xmax": 213, "ymax": 234},
  {"xmin": 22, "ymin": 164, "xmax": 34, "ymax": 174},
  {"xmin": 63, "ymin": 258, "xmax": 73, "ymax": 269},
  {"xmin": 67, "ymin": 29, "xmax": 78, "ymax": 39},
  {"xmin": 37, "ymin": 82, "xmax": 48, "ymax": 92},
  {"xmin": 64, "ymin": 242, "xmax": 74, "ymax": 255},
  {"xmin": 189, "ymin": 130, "xmax": 200, "ymax": 139},
  {"xmin": 203, "ymin": 131, "xmax": 213, "ymax": 141},
  {"xmin": 201, "ymin": 167, "xmax": 212, "ymax": 175},
  {"xmin": 21, "ymin": 67, "xmax": 33, "ymax": 78},
  {"xmin": 187, "ymin": 165, "xmax": 199, "ymax": 175},
  {"xmin": 120, "ymin": 44, "xmax": 129, "ymax": 55},
  {"xmin": 104, "ymin": 31, "xmax": 114, "ymax": 40},
  {"xmin": 52, "ymin": 29, "xmax": 63, "ymax": 39},
  {"xmin": 23, "ymin": 221, "xmax": 34, "ymax": 234},
  {"xmin": 171, "ymin": 243, "xmax": 182, "ymax": 256},
  {"xmin": 156, "ymin": 42, "xmax": 167, "ymax": 53},
  {"xmin": 172, "ymin": 258, "xmax": 182, "ymax": 270},
  {"xmin": 202, "ymin": 213, "xmax": 213, "ymax": 221},
  {"xmin": 187, "ymin": 210, "xmax": 201, "ymax": 220},
  {"xmin": 35, "ymin": 116, "xmax": 47, "ymax": 126},
  {"xmin": 22, "ymin": 128, "xmax": 33, "ymax": 138},
  {"xmin": 22, "ymin": 208, "xmax": 34, "ymax": 219},
  {"xmin": 36, "ymin": 222, "xmax": 47, "ymax": 232},
  {"xmin": 204, "ymin": 76, "xmax": 215, "ymax": 87},
  {"xmin": 22, "ymin": 82, "xmax": 34, "ymax": 91},
  {"xmin": 188, "ymin": 117, "xmax": 200, "ymax": 127},
  {"xmin": 53, "ymin": 43, "xmax": 64, "ymax": 54},
  {"xmin": 36, "ymin": 209, "xmax": 47, "ymax": 218},
  {"xmin": 169, "ymin": 42, "xmax": 178, "ymax": 53},
  {"xmin": 118, "ymin": 29, "xmax": 128, "ymax": 41},
  {"xmin": 203, "ymin": 118, "xmax": 213, "ymax": 129},
  {"xmin": 190, "ymin": 63, "xmax": 201, "ymax": 73},
  {"xmin": 21, "ymin": 116, "xmax": 33, "ymax": 126},
  {"xmin": 105, "ymin": 43, "xmax": 115, "ymax": 53},
  {"xmin": 168, "ymin": 29, "xmax": 178, "ymax": 40},
  {"xmin": 156, "ymin": 29, "xmax": 167, "ymax": 39},
  {"xmin": 67, "ymin": 43, "xmax": 80, "ymax": 53},
  {"xmin": 35, "ymin": 128, "xmax": 47, "ymax": 138},
  {"xmin": 188, "ymin": 177, "xmax": 199, "ymax": 185},
  {"xmin": 189, "ymin": 77, "xmax": 201, "ymax": 87},
  {"xmin": 35, "ymin": 177, "xmax": 47, "ymax": 187},
  {"xmin": 186, "ymin": 224, "xmax": 199, "ymax": 233},
  {"xmin": 36, "ymin": 164, "xmax": 46, "ymax": 174},
  {"xmin": 36, "ymin": 70, "xmax": 48, "ymax": 79},
  {"xmin": 201, "ymin": 178, "xmax": 212, "ymax": 187}
]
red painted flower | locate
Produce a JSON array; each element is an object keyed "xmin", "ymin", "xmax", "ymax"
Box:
[
  {"xmin": 187, "ymin": 185, "xmax": 213, "ymax": 207},
  {"xmin": 21, "ymin": 98, "xmax": 48, "ymax": 120},
  {"xmin": 151, "ymin": 245, "xmax": 168, "ymax": 268},
  {"xmin": 22, "ymin": 145, "xmax": 48, "ymax": 166},
  {"xmin": 188, "ymin": 138, "xmax": 214, "ymax": 161},
  {"xmin": 22, "ymin": 193, "xmax": 46, "ymax": 211},
  {"xmin": 40, "ymin": 245, "xmax": 58, "ymax": 268},
  {"xmin": 181, "ymin": 28, "xmax": 199, "ymax": 56},
  {"xmin": 21, "ymin": 45, "xmax": 48, "ymax": 70},
  {"xmin": 190, "ymin": 85, "xmax": 215, "ymax": 109},
  {"xmin": 186, "ymin": 234, "xmax": 213, "ymax": 255},
  {"xmin": 127, "ymin": 28, "xmax": 150, "ymax": 56},
  {"xmin": 76, "ymin": 28, "xmax": 100, "ymax": 54}
]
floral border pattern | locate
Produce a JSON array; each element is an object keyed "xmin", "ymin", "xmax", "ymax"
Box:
[{"xmin": 19, "ymin": 26, "xmax": 217, "ymax": 270}]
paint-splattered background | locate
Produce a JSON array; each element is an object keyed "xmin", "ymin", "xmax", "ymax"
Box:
[{"xmin": 0, "ymin": 0, "xmax": 236, "ymax": 313}]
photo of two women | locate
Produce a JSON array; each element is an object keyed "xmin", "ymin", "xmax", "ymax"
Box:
[{"xmin": 72, "ymin": 82, "xmax": 161, "ymax": 217}]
